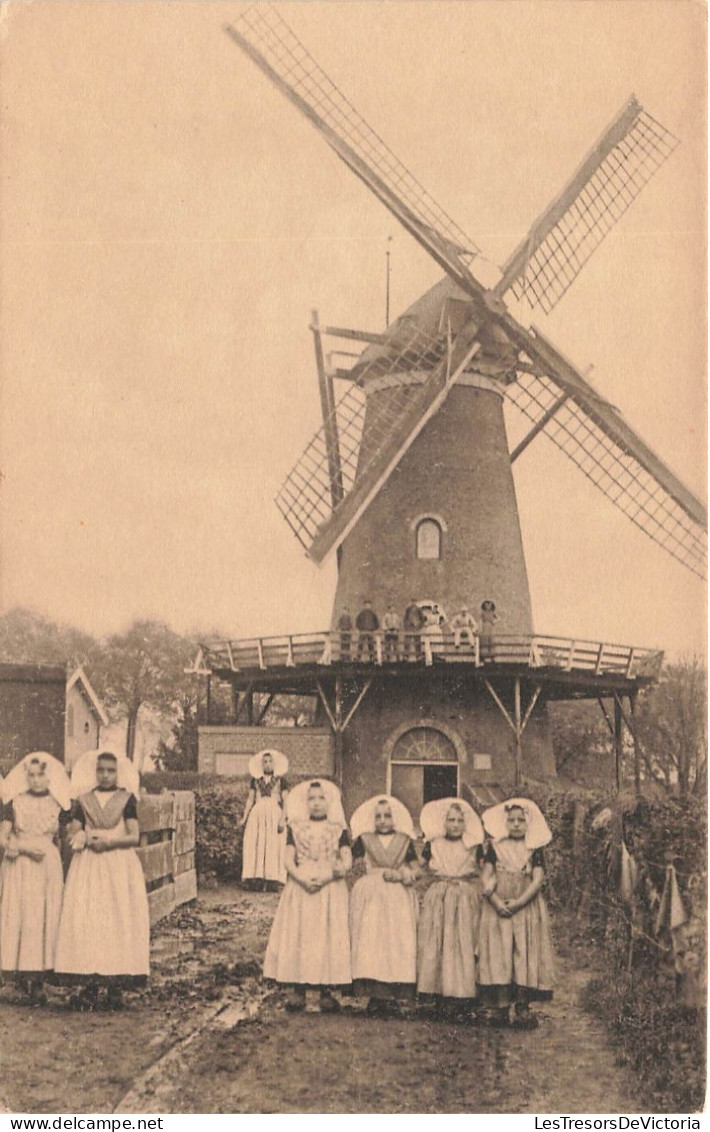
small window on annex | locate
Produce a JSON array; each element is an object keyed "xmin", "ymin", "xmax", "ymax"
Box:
[{"xmin": 415, "ymin": 518, "xmax": 442, "ymax": 560}]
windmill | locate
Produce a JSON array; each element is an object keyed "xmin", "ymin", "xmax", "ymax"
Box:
[{"xmin": 197, "ymin": 6, "xmax": 706, "ymax": 815}]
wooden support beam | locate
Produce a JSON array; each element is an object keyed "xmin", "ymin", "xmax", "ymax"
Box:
[
  {"xmin": 613, "ymin": 696, "xmax": 623, "ymax": 792},
  {"xmin": 521, "ymin": 684, "xmax": 542, "ymax": 732},
  {"xmin": 256, "ymin": 693, "xmax": 274, "ymax": 726},
  {"xmin": 595, "ymin": 643, "xmax": 605, "ymax": 677},
  {"xmin": 596, "ymin": 696, "xmax": 615, "ymax": 738},
  {"xmin": 341, "ymin": 677, "xmax": 373, "ymax": 732},
  {"xmin": 245, "ymin": 689, "xmax": 254, "ymax": 726},
  {"xmin": 322, "ymin": 325, "xmax": 388, "ymax": 345},
  {"xmin": 230, "ymin": 684, "xmax": 240, "ymax": 724},
  {"xmin": 514, "ymin": 677, "xmax": 522, "ymax": 787},
  {"xmin": 631, "ymin": 693, "xmax": 642, "ymax": 796},
  {"xmin": 316, "ymin": 680, "xmax": 337, "ymax": 733},
  {"xmin": 206, "ymin": 675, "xmax": 212, "ymax": 724},
  {"xmin": 226, "ymin": 642, "xmax": 236, "ymax": 672},
  {"xmin": 618, "ymin": 691, "xmax": 643, "ymax": 796},
  {"xmin": 333, "ymin": 673, "xmax": 344, "ymax": 785},
  {"xmin": 510, "ymin": 393, "xmax": 569, "ymax": 463},
  {"xmin": 483, "ymin": 678, "xmax": 517, "ymax": 736}
]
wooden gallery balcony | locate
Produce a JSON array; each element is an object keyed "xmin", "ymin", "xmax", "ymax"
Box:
[{"xmin": 191, "ymin": 630, "xmax": 664, "ymax": 702}]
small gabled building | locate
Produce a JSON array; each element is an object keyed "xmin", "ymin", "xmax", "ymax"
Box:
[{"xmin": 65, "ymin": 666, "xmax": 108, "ymax": 768}]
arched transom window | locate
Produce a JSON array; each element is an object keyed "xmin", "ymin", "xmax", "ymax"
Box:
[
  {"xmin": 391, "ymin": 726, "xmax": 457, "ymax": 763},
  {"xmin": 415, "ymin": 517, "xmax": 442, "ymax": 560}
]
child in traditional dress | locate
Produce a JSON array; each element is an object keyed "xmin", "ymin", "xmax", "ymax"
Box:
[
  {"xmin": 0, "ymin": 753, "xmax": 72, "ymax": 1003},
  {"xmin": 240, "ymin": 749, "xmax": 289, "ymax": 891},
  {"xmin": 350, "ymin": 795, "xmax": 419, "ymax": 1017},
  {"xmin": 263, "ymin": 779, "xmax": 351, "ymax": 1013},
  {"xmin": 478, "ymin": 798, "xmax": 554, "ymax": 1028},
  {"xmin": 54, "ymin": 749, "xmax": 150, "ymax": 1010},
  {"xmin": 417, "ymin": 798, "xmax": 484, "ymax": 1021}
]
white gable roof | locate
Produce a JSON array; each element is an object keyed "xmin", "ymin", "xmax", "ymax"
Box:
[{"xmin": 66, "ymin": 666, "xmax": 109, "ymax": 727}]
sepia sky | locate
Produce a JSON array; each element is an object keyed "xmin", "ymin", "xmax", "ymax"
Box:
[{"xmin": 0, "ymin": 0, "xmax": 706, "ymax": 658}]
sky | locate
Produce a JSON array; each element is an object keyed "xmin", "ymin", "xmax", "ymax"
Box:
[{"xmin": 0, "ymin": 0, "xmax": 706, "ymax": 659}]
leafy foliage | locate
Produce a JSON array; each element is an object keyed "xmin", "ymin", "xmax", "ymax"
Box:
[
  {"xmin": 156, "ymin": 695, "xmax": 199, "ymax": 771},
  {"xmin": 632, "ymin": 659, "xmax": 707, "ymax": 797},
  {"xmin": 0, "ymin": 607, "xmax": 98, "ymax": 669},
  {"xmin": 193, "ymin": 783, "xmax": 250, "ymax": 882},
  {"xmin": 518, "ymin": 783, "xmax": 707, "ymax": 1112}
]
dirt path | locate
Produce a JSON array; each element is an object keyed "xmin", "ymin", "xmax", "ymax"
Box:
[
  {"xmin": 129, "ymin": 951, "xmax": 644, "ymax": 1114},
  {"xmin": 0, "ymin": 886, "xmax": 645, "ymax": 1114}
]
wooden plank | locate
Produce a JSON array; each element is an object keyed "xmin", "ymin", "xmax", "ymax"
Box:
[
  {"xmin": 173, "ymin": 792, "xmax": 195, "ymax": 822},
  {"xmin": 148, "ymin": 883, "xmax": 175, "ymax": 927},
  {"xmin": 138, "ymin": 841, "xmax": 174, "ymax": 884},
  {"xmin": 137, "ymin": 796, "xmax": 175, "ymax": 834},
  {"xmin": 175, "ymin": 819, "xmax": 195, "ymax": 856},
  {"xmin": 322, "ymin": 325, "xmax": 388, "ymax": 345},
  {"xmin": 174, "ymin": 850, "xmax": 195, "ymax": 876},
  {"xmin": 175, "ymin": 869, "xmax": 198, "ymax": 906}
]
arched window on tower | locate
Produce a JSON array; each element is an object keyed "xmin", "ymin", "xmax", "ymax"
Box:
[{"xmin": 415, "ymin": 517, "xmax": 442, "ymax": 560}]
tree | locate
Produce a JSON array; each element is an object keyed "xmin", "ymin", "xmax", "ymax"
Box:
[
  {"xmin": 91, "ymin": 620, "xmax": 196, "ymax": 761},
  {"xmin": 548, "ymin": 699, "xmax": 615, "ymax": 787},
  {"xmin": 0, "ymin": 606, "xmax": 98, "ymax": 669},
  {"xmin": 631, "ymin": 658, "xmax": 707, "ymax": 798},
  {"xmin": 156, "ymin": 694, "xmax": 199, "ymax": 771}
]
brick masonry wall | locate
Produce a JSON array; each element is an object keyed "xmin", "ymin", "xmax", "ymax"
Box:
[
  {"xmin": 198, "ymin": 726, "xmax": 334, "ymax": 780},
  {"xmin": 332, "ymin": 383, "xmax": 534, "ymax": 636},
  {"xmin": 338, "ymin": 669, "xmax": 556, "ymax": 814}
]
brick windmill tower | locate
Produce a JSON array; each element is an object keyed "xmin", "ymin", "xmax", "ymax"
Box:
[{"xmin": 196, "ymin": 7, "xmax": 706, "ymax": 817}]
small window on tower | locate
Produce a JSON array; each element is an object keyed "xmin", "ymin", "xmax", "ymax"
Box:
[{"xmin": 416, "ymin": 518, "xmax": 442, "ymax": 560}]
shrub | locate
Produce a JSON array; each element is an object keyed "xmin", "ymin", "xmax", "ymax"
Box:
[{"xmin": 193, "ymin": 782, "xmax": 250, "ymax": 882}]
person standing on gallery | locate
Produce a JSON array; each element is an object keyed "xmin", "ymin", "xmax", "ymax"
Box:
[
  {"xmin": 355, "ymin": 600, "xmax": 380, "ymax": 663},
  {"xmin": 382, "ymin": 603, "xmax": 401, "ymax": 662},
  {"xmin": 240, "ymin": 749, "xmax": 289, "ymax": 890},
  {"xmin": 403, "ymin": 598, "xmax": 425, "ymax": 661}
]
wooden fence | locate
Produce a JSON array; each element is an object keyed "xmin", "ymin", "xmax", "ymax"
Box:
[{"xmin": 136, "ymin": 791, "xmax": 197, "ymax": 926}]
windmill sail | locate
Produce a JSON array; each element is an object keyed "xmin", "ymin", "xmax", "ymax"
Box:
[
  {"xmin": 495, "ymin": 97, "xmax": 679, "ymax": 314},
  {"xmin": 501, "ymin": 323, "xmax": 707, "ymax": 579},
  {"xmin": 225, "ymin": 7, "xmax": 484, "ymax": 298}
]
